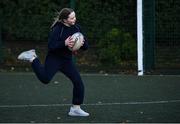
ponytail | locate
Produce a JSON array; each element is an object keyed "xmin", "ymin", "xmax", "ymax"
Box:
[{"xmin": 50, "ymin": 8, "xmax": 74, "ymax": 28}]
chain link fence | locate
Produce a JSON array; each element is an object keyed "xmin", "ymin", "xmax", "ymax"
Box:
[
  {"xmin": 155, "ymin": 0, "xmax": 180, "ymax": 74},
  {"xmin": 0, "ymin": 0, "xmax": 180, "ymax": 74}
]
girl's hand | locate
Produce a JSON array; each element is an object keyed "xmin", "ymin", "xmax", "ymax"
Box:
[
  {"xmin": 79, "ymin": 38, "xmax": 85, "ymax": 47},
  {"xmin": 80, "ymin": 39, "xmax": 85, "ymax": 46},
  {"xmin": 65, "ymin": 36, "xmax": 75, "ymax": 48}
]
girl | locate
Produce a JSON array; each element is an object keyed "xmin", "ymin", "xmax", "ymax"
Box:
[{"xmin": 18, "ymin": 8, "xmax": 89, "ymax": 117}]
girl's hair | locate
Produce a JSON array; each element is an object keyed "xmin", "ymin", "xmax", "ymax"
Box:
[{"xmin": 51, "ymin": 8, "xmax": 74, "ymax": 28}]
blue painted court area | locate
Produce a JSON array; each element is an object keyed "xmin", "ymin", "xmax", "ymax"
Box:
[{"xmin": 0, "ymin": 72, "xmax": 180, "ymax": 123}]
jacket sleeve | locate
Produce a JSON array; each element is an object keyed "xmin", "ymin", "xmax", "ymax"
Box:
[{"xmin": 48, "ymin": 25, "xmax": 65, "ymax": 50}]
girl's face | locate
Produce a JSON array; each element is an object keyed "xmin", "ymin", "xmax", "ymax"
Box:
[{"xmin": 64, "ymin": 11, "xmax": 76, "ymax": 26}]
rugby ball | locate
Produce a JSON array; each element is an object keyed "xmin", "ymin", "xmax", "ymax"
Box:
[{"xmin": 69, "ymin": 32, "xmax": 84, "ymax": 51}]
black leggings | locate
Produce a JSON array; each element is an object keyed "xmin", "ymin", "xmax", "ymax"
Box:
[{"xmin": 31, "ymin": 55, "xmax": 84, "ymax": 105}]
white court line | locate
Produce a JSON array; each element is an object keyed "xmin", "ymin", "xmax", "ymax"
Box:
[
  {"xmin": 0, "ymin": 99, "xmax": 180, "ymax": 108},
  {"xmin": 2, "ymin": 72, "xmax": 180, "ymax": 77}
]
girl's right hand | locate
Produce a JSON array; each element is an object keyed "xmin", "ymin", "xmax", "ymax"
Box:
[{"xmin": 65, "ymin": 36, "xmax": 74, "ymax": 48}]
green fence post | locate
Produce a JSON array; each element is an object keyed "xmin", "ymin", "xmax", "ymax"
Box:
[
  {"xmin": 143, "ymin": 0, "xmax": 155, "ymax": 72},
  {"xmin": 70, "ymin": 0, "xmax": 76, "ymax": 63},
  {"xmin": 0, "ymin": 10, "xmax": 3, "ymax": 63},
  {"xmin": 70, "ymin": 0, "xmax": 75, "ymax": 9}
]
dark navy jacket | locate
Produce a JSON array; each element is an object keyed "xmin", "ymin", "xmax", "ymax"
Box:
[{"xmin": 48, "ymin": 22, "xmax": 88, "ymax": 59}]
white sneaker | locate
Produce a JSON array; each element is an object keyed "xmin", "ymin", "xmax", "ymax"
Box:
[
  {"xmin": 68, "ymin": 107, "xmax": 89, "ymax": 117},
  {"xmin": 17, "ymin": 49, "xmax": 37, "ymax": 62}
]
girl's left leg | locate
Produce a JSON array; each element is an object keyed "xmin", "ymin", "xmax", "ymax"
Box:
[
  {"xmin": 60, "ymin": 60, "xmax": 89, "ymax": 116},
  {"xmin": 60, "ymin": 60, "xmax": 84, "ymax": 105}
]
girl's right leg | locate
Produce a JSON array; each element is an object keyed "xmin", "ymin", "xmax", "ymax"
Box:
[
  {"xmin": 31, "ymin": 55, "xmax": 60, "ymax": 84},
  {"xmin": 18, "ymin": 49, "xmax": 60, "ymax": 84}
]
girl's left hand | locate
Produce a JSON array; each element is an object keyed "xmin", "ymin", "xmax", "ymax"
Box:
[{"xmin": 80, "ymin": 39, "xmax": 85, "ymax": 46}]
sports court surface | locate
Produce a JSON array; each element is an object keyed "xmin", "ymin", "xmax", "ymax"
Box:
[{"xmin": 0, "ymin": 72, "xmax": 180, "ymax": 123}]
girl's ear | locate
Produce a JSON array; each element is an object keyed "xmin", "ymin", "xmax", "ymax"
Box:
[{"xmin": 63, "ymin": 19, "xmax": 67, "ymax": 23}]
